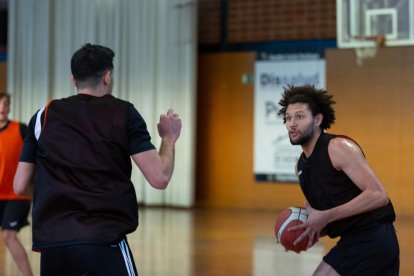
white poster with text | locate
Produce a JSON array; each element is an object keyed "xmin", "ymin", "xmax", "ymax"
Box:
[{"xmin": 254, "ymin": 59, "xmax": 325, "ymax": 182}]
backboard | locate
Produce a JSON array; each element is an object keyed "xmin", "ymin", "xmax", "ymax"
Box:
[{"xmin": 337, "ymin": 0, "xmax": 414, "ymax": 48}]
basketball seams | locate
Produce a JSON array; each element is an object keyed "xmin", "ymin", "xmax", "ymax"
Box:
[
  {"xmin": 289, "ymin": 207, "xmax": 308, "ymax": 222},
  {"xmin": 277, "ymin": 214, "xmax": 298, "ymax": 241},
  {"xmin": 277, "ymin": 208, "xmax": 308, "ymax": 241},
  {"xmin": 276, "ymin": 207, "xmax": 310, "ymax": 252},
  {"xmin": 297, "ymin": 207, "xmax": 308, "ymax": 222}
]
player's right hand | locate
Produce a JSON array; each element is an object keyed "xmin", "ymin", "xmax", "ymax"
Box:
[{"xmin": 157, "ymin": 108, "xmax": 182, "ymax": 142}]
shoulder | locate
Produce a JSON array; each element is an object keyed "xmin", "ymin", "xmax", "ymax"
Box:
[
  {"xmin": 106, "ymin": 94, "xmax": 130, "ymax": 105},
  {"xmin": 110, "ymin": 97, "xmax": 136, "ymax": 120},
  {"xmin": 106, "ymin": 96, "xmax": 132, "ymax": 114},
  {"xmin": 328, "ymin": 136, "xmax": 364, "ymax": 169},
  {"xmin": 328, "ymin": 136, "xmax": 361, "ymax": 153},
  {"xmin": 127, "ymin": 103, "xmax": 144, "ymax": 119},
  {"xmin": 7, "ymin": 120, "xmax": 26, "ymax": 130}
]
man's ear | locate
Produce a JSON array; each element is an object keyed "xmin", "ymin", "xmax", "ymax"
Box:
[
  {"xmin": 70, "ymin": 75, "xmax": 77, "ymax": 87},
  {"xmin": 103, "ymin": 71, "xmax": 112, "ymax": 85},
  {"xmin": 315, "ymin": 113, "xmax": 323, "ymax": 127}
]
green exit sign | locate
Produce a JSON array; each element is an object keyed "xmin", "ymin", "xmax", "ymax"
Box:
[{"xmin": 241, "ymin": 73, "xmax": 254, "ymax": 84}]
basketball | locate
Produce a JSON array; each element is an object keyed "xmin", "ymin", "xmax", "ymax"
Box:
[{"xmin": 274, "ymin": 207, "xmax": 312, "ymax": 253}]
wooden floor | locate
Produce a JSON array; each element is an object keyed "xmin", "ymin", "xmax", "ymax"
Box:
[{"xmin": 0, "ymin": 207, "xmax": 413, "ymax": 275}]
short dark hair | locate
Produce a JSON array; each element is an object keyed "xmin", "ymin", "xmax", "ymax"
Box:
[
  {"xmin": 71, "ymin": 43, "xmax": 114, "ymax": 87},
  {"xmin": 278, "ymin": 85, "xmax": 336, "ymax": 130}
]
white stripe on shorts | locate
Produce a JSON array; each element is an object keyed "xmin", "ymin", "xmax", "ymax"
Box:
[{"xmin": 119, "ymin": 239, "xmax": 136, "ymax": 276}]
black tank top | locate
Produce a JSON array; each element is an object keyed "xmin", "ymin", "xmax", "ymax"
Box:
[{"xmin": 297, "ymin": 132, "xmax": 395, "ymax": 238}]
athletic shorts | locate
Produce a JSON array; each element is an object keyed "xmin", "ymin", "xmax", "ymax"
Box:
[
  {"xmin": 40, "ymin": 239, "xmax": 138, "ymax": 276},
  {"xmin": 323, "ymin": 222, "xmax": 399, "ymax": 276},
  {"xmin": 0, "ymin": 200, "xmax": 31, "ymax": 231}
]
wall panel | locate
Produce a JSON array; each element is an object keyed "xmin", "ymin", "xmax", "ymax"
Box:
[
  {"xmin": 198, "ymin": 0, "xmax": 336, "ymax": 45},
  {"xmin": 326, "ymin": 46, "xmax": 414, "ymax": 216},
  {"xmin": 196, "ymin": 52, "xmax": 305, "ymax": 210},
  {"xmin": 0, "ymin": 62, "xmax": 6, "ymax": 91},
  {"xmin": 197, "ymin": 48, "xmax": 414, "ymax": 216}
]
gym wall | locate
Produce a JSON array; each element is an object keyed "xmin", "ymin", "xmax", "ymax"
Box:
[
  {"xmin": 196, "ymin": 47, "xmax": 414, "ymax": 216},
  {"xmin": 0, "ymin": 62, "xmax": 6, "ymax": 91}
]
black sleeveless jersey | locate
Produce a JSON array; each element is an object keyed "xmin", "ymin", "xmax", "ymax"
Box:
[
  {"xmin": 297, "ymin": 133, "xmax": 395, "ymax": 238},
  {"xmin": 22, "ymin": 94, "xmax": 155, "ymax": 250}
]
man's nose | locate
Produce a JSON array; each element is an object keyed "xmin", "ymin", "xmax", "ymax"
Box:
[{"xmin": 287, "ymin": 119, "xmax": 297, "ymax": 128}]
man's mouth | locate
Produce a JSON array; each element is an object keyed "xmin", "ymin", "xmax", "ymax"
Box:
[{"xmin": 289, "ymin": 130, "xmax": 299, "ymax": 138}]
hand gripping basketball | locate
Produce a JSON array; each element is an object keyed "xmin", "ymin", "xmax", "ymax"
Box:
[{"xmin": 274, "ymin": 207, "xmax": 316, "ymax": 253}]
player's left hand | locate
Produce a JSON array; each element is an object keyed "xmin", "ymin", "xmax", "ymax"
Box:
[{"xmin": 288, "ymin": 202, "xmax": 330, "ymax": 249}]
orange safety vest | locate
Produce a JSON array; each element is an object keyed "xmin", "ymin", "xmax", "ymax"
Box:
[{"xmin": 0, "ymin": 121, "xmax": 31, "ymax": 200}]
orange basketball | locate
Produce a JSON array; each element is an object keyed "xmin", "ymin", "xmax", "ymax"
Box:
[{"xmin": 274, "ymin": 207, "xmax": 312, "ymax": 253}]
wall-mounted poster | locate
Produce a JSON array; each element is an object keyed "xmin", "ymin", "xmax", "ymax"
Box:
[{"xmin": 254, "ymin": 54, "xmax": 325, "ymax": 182}]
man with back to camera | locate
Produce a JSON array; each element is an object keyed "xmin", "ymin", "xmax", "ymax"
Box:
[
  {"xmin": 13, "ymin": 43, "xmax": 182, "ymax": 275},
  {"xmin": 278, "ymin": 85, "xmax": 399, "ymax": 275},
  {"xmin": 0, "ymin": 92, "xmax": 33, "ymax": 276}
]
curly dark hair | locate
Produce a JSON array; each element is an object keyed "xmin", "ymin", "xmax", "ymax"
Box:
[{"xmin": 278, "ymin": 85, "xmax": 336, "ymax": 130}]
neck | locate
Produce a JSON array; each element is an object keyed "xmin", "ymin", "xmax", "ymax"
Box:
[
  {"xmin": 77, "ymin": 87, "xmax": 109, "ymax": 97},
  {"xmin": 301, "ymin": 131, "xmax": 323, "ymax": 158}
]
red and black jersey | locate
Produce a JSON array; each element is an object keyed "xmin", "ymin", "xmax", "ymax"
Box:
[
  {"xmin": 297, "ymin": 132, "xmax": 396, "ymax": 238},
  {"xmin": 20, "ymin": 94, "xmax": 155, "ymax": 250},
  {"xmin": 0, "ymin": 120, "xmax": 30, "ymax": 200}
]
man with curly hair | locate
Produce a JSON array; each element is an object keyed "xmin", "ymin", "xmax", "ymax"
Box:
[{"xmin": 278, "ymin": 85, "xmax": 399, "ymax": 275}]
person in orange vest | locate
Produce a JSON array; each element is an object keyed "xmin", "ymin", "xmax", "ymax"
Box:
[{"xmin": 0, "ymin": 92, "xmax": 33, "ymax": 276}]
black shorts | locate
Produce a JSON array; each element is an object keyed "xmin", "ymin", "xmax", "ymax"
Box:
[
  {"xmin": 40, "ymin": 239, "xmax": 138, "ymax": 276},
  {"xmin": 323, "ymin": 222, "xmax": 399, "ymax": 276},
  {"xmin": 0, "ymin": 200, "xmax": 31, "ymax": 231}
]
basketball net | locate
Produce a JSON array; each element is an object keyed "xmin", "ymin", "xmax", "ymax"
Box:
[{"xmin": 354, "ymin": 35, "xmax": 386, "ymax": 66}]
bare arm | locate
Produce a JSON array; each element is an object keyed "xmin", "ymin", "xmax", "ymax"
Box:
[
  {"xmin": 14, "ymin": 162, "xmax": 36, "ymax": 196},
  {"xmin": 291, "ymin": 137, "xmax": 389, "ymax": 247},
  {"xmin": 326, "ymin": 137, "xmax": 389, "ymax": 220},
  {"xmin": 132, "ymin": 108, "xmax": 181, "ymax": 190}
]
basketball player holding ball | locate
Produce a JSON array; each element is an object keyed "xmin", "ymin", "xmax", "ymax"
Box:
[{"xmin": 278, "ymin": 85, "xmax": 399, "ymax": 275}]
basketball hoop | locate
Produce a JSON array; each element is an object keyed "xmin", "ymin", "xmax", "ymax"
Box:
[{"xmin": 353, "ymin": 35, "xmax": 386, "ymax": 66}]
